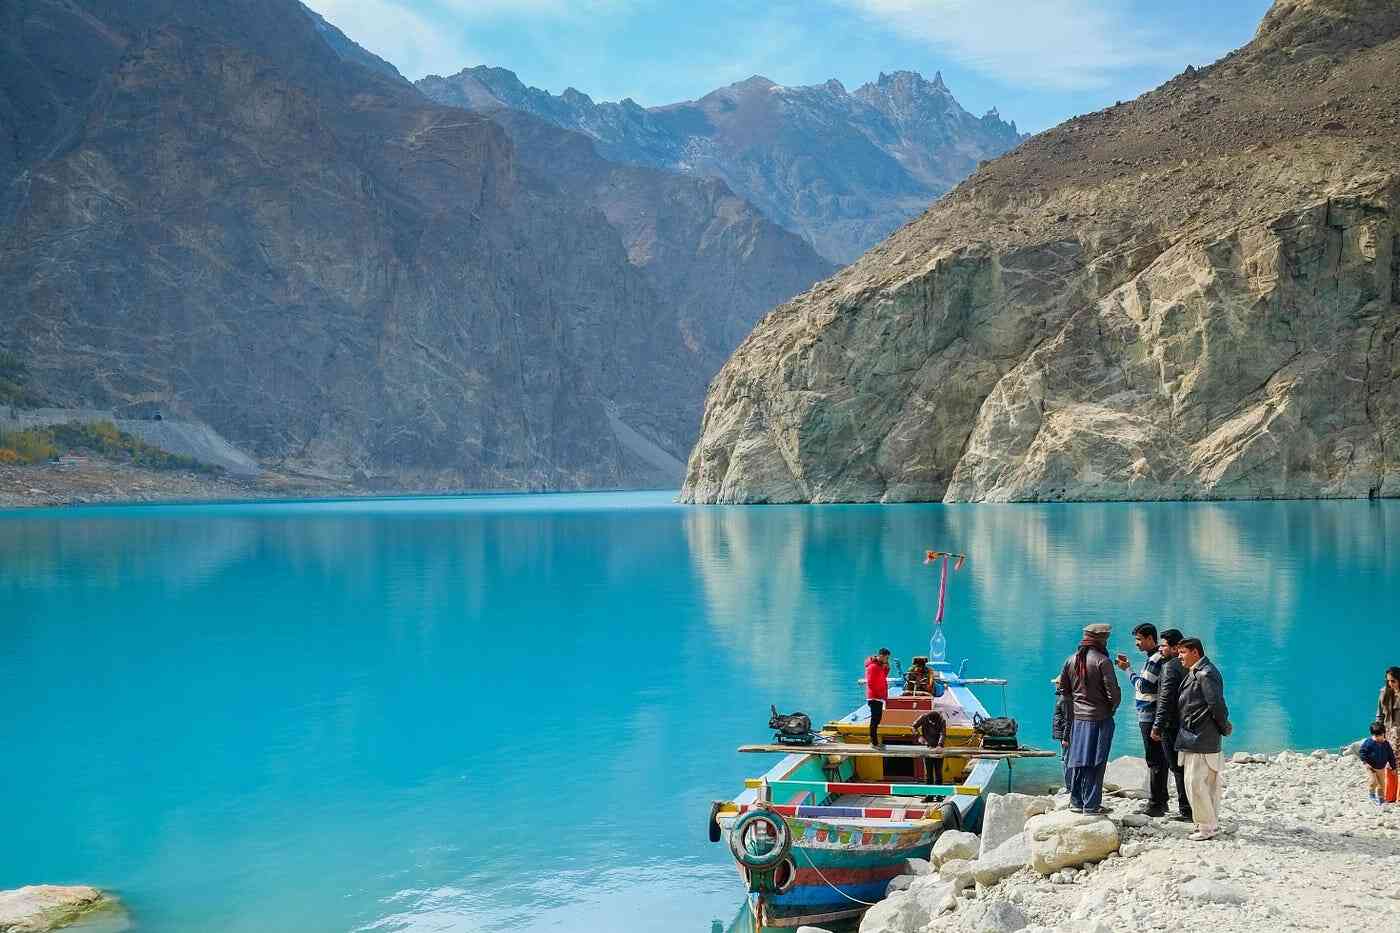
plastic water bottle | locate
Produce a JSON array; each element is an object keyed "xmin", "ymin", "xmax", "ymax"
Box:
[{"xmin": 929, "ymin": 623, "xmax": 947, "ymax": 663}]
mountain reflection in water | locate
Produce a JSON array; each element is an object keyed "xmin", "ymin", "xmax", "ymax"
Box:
[{"xmin": 1, "ymin": 495, "xmax": 1394, "ymax": 932}]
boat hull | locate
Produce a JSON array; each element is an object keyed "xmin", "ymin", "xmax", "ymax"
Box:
[{"xmin": 721, "ymin": 813, "xmax": 943, "ymax": 929}]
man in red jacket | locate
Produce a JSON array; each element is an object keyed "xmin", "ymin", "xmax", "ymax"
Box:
[{"xmin": 866, "ymin": 648, "xmax": 892, "ymax": 748}]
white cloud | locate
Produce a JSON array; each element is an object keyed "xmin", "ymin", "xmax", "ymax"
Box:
[
  {"xmin": 307, "ymin": 0, "xmax": 483, "ymax": 78},
  {"xmin": 306, "ymin": 0, "xmax": 637, "ymax": 81},
  {"xmin": 836, "ymin": 0, "xmax": 1205, "ymax": 90}
]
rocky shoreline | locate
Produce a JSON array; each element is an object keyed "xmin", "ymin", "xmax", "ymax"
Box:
[
  {"xmin": 851, "ymin": 747, "xmax": 1399, "ymax": 933},
  {"xmin": 0, "ymin": 459, "xmax": 359, "ymax": 509},
  {"xmin": 0, "ymin": 886, "xmax": 122, "ymax": 933}
]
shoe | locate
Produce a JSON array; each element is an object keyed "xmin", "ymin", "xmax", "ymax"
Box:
[
  {"xmin": 1188, "ymin": 829, "xmax": 1218, "ymax": 841},
  {"xmin": 1170, "ymin": 813, "xmax": 1193, "ymax": 823},
  {"xmin": 1139, "ymin": 806, "xmax": 1168, "ymax": 818},
  {"xmin": 1085, "ymin": 806, "xmax": 1111, "ymax": 815},
  {"xmin": 1068, "ymin": 806, "xmax": 1084, "ymax": 813}
]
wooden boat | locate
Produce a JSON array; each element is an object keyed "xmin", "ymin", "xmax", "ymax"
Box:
[
  {"xmin": 708, "ymin": 551, "xmax": 1052, "ymax": 932},
  {"xmin": 710, "ymin": 665, "xmax": 1007, "ymax": 930}
]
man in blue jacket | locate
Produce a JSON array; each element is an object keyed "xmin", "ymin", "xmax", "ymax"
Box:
[{"xmin": 1115, "ymin": 622, "xmax": 1167, "ymax": 816}]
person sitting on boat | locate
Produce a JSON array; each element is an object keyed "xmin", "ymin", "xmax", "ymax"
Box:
[
  {"xmin": 865, "ymin": 648, "xmax": 891, "ymax": 748},
  {"xmin": 1058, "ymin": 622, "xmax": 1121, "ymax": 815},
  {"xmin": 905, "ymin": 655, "xmax": 936, "ymax": 696},
  {"xmin": 1360, "ymin": 721, "xmax": 1396, "ymax": 806}
]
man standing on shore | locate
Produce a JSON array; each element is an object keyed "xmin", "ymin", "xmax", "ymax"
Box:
[
  {"xmin": 1059, "ymin": 623, "xmax": 1121, "ymax": 814},
  {"xmin": 1151, "ymin": 629, "xmax": 1192, "ymax": 822},
  {"xmin": 1115, "ymin": 622, "xmax": 1168, "ymax": 817},
  {"xmin": 1176, "ymin": 637, "xmax": 1231, "ymax": 841}
]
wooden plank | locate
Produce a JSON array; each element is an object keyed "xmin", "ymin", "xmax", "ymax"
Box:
[
  {"xmin": 737, "ymin": 742, "xmax": 1057, "ymax": 759},
  {"xmin": 769, "ymin": 778, "xmax": 981, "ymax": 798},
  {"xmin": 763, "ymin": 906, "xmax": 865, "ymax": 927},
  {"xmin": 735, "ymin": 802, "xmax": 940, "ymax": 820}
]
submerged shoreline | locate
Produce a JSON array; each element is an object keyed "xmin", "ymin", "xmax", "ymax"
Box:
[
  {"xmin": 4, "ymin": 460, "xmax": 1399, "ymax": 511},
  {"xmin": 860, "ymin": 747, "xmax": 1400, "ymax": 933}
]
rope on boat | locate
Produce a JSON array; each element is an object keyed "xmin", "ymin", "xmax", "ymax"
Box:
[{"xmin": 793, "ymin": 845, "xmax": 880, "ymax": 907}]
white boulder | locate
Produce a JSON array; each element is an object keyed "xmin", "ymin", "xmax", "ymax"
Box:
[
  {"xmin": 908, "ymin": 878, "xmax": 958, "ymax": 918},
  {"xmin": 902, "ymin": 857, "xmax": 933, "ymax": 876},
  {"xmin": 934, "ymin": 829, "xmax": 981, "ymax": 865},
  {"xmin": 858, "ymin": 889, "xmax": 923, "ymax": 933},
  {"xmin": 0, "ymin": 886, "xmax": 115, "ymax": 933},
  {"xmin": 1025, "ymin": 810, "xmax": 1121, "ymax": 875},
  {"xmin": 885, "ymin": 874, "xmax": 914, "ymax": 895},
  {"xmin": 959, "ymin": 899, "xmax": 1030, "ymax": 932},
  {"xmin": 979, "ymin": 793, "xmax": 1055, "ymax": 855},
  {"xmin": 938, "ymin": 858, "xmax": 976, "ymax": 891},
  {"xmin": 973, "ymin": 833, "xmax": 1032, "ymax": 886},
  {"xmin": 1102, "ymin": 756, "xmax": 1149, "ymax": 797}
]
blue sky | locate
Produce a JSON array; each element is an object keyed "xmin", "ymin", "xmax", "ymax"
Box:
[{"xmin": 308, "ymin": 0, "xmax": 1274, "ymax": 133}]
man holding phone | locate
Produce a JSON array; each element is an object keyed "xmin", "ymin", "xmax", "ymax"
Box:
[{"xmin": 1114, "ymin": 622, "xmax": 1168, "ymax": 817}]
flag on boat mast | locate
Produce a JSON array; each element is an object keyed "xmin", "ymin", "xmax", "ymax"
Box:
[{"xmin": 924, "ymin": 550, "xmax": 966, "ymax": 661}]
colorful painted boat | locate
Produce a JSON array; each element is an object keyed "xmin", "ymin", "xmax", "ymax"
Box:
[{"xmin": 709, "ymin": 659, "xmax": 1008, "ymax": 931}]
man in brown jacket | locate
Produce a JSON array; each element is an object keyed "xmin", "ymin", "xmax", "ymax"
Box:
[{"xmin": 1058, "ymin": 622, "xmax": 1122, "ymax": 813}]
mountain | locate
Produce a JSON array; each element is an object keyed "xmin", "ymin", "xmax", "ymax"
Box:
[
  {"xmin": 417, "ymin": 68, "xmax": 1024, "ymax": 264},
  {"xmin": 681, "ymin": 0, "xmax": 1400, "ymax": 504},
  {"xmin": 0, "ymin": 0, "xmax": 827, "ymax": 491}
]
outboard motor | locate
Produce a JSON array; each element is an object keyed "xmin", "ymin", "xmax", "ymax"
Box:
[{"xmin": 769, "ymin": 705, "xmax": 814, "ymax": 746}]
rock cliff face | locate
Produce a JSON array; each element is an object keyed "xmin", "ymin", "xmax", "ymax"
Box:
[
  {"xmin": 682, "ymin": 0, "xmax": 1400, "ymax": 504},
  {"xmin": 417, "ymin": 68, "xmax": 1024, "ymax": 264},
  {"xmin": 0, "ymin": 0, "xmax": 827, "ymax": 490},
  {"xmin": 473, "ymin": 110, "xmax": 835, "ymax": 376}
]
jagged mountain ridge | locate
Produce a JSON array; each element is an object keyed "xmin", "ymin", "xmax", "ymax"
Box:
[
  {"xmin": 681, "ymin": 0, "xmax": 1400, "ymax": 504},
  {"xmin": 417, "ymin": 67, "xmax": 1024, "ymax": 264},
  {"xmin": 0, "ymin": 0, "xmax": 828, "ymax": 490}
]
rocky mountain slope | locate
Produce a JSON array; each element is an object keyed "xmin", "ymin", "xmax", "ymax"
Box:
[
  {"xmin": 0, "ymin": 0, "xmax": 828, "ymax": 491},
  {"xmin": 681, "ymin": 0, "xmax": 1400, "ymax": 504},
  {"xmin": 418, "ymin": 67, "xmax": 1024, "ymax": 263}
]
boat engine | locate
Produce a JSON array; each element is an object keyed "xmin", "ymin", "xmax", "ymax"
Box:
[
  {"xmin": 974, "ymin": 712, "xmax": 1019, "ymax": 751},
  {"xmin": 769, "ymin": 705, "xmax": 814, "ymax": 746}
]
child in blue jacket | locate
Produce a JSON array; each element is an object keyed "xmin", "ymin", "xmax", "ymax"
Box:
[{"xmin": 1360, "ymin": 721, "xmax": 1397, "ymax": 805}]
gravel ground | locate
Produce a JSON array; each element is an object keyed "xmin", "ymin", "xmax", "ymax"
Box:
[{"xmin": 923, "ymin": 748, "xmax": 1400, "ymax": 933}]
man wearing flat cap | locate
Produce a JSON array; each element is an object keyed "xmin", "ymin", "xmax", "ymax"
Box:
[{"xmin": 1058, "ymin": 622, "xmax": 1122, "ymax": 813}]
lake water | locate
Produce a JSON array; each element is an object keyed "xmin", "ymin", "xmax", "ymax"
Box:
[{"xmin": 3, "ymin": 493, "xmax": 1397, "ymax": 932}]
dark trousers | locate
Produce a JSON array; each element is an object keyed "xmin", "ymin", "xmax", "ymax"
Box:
[
  {"xmin": 1160, "ymin": 727, "xmax": 1192, "ymax": 817},
  {"xmin": 1068, "ymin": 763, "xmax": 1108, "ymax": 810},
  {"xmin": 1140, "ymin": 721, "xmax": 1169, "ymax": 808},
  {"xmin": 868, "ymin": 700, "xmax": 884, "ymax": 746}
]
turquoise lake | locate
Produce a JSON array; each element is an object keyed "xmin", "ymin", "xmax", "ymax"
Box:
[{"xmin": 3, "ymin": 493, "xmax": 1398, "ymax": 931}]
